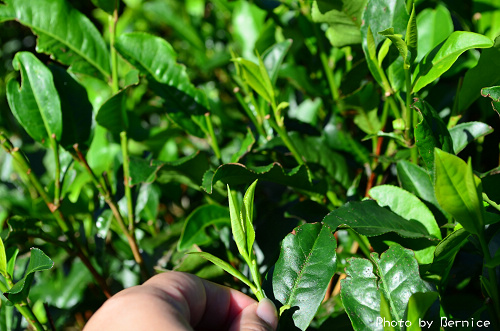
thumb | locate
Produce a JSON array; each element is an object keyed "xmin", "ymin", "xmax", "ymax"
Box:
[{"xmin": 229, "ymin": 298, "xmax": 278, "ymax": 331}]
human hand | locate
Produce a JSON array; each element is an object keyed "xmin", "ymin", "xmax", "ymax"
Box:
[{"xmin": 84, "ymin": 271, "xmax": 278, "ymax": 331}]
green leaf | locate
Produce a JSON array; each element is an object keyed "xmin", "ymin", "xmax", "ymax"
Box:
[
  {"xmin": 202, "ymin": 163, "xmax": 316, "ymax": 195},
  {"xmin": 369, "ymin": 185, "xmax": 441, "ymax": 240},
  {"xmin": 379, "ymin": 28, "xmax": 410, "ymax": 69},
  {"xmin": 49, "ymin": 65, "xmax": 93, "ymax": 151},
  {"xmin": 262, "ymin": 40, "xmax": 292, "ymax": 85},
  {"xmin": 0, "ymin": 237, "xmax": 7, "ymax": 278},
  {"xmin": 323, "ymin": 200, "xmax": 433, "ymax": 239},
  {"xmin": 449, "ymin": 121, "xmax": 493, "ymax": 154},
  {"xmin": 406, "ymin": 292, "xmax": 439, "ymax": 330},
  {"xmin": 0, "ymin": 0, "xmax": 110, "ymax": 77},
  {"xmin": 341, "ymin": 245, "xmax": 433, "ymax": 331},
  {"xmin": 178, "ymin": 205, "xmax": 230, "ymax": 251},
  {"xmin": 414, "ymin": 99, "xmax": 453, "ymax": 176},
  {"xmin": 230, "ymin": 128, "xmax": 256, "ymax": 163},
  {"xmin": 425, "ymin": 228, "xmax": 470, "ymax": 283},
  {"xmin": 143, "ymin": 1, "xmax": 204, "ymax": 51},
  {"xmin": 412, "ymin": 32, "xmax": 493, "ymax": 93},
  {"xmin": 114, "ymin": 32, "xmax": 209, "ymax": 116},
  {"xmin": 289, "ymin": 134, "xmax": 351, "ymax": 189},
  {"xmin": 7, "ymin": 52, "xmax": 62, "ymax": 146},
  {"xmin": 228, "ymin": 184, "xmax": 248, "ymax": 260},
  {"xmin": 231, "ymin": 1, "xmax": 266, "ymax": 62},
  {"xmin": 416, "ymin": 4, "xmax": 453, "ymax": 63},
  {"xmin": 459, "ymin": 37, "xmax": 500, "ymax": 111},
  {"xmin": 397, "ymin": 161, "xmax": 441, "ymax": 211},
  {"xmin": 379, "ymin": 293, "xmax": 396, "ymax": 331},
  {"xmin": 189, "ymin": 252, "xmax": 256, "ymax": 292},
  {"xmin": 130, "ymin": 152, "xmax": 209, "ymax": 189},
  {"xmin": 242, "ymin": 180, "xmax": 258, "ymax": 255},
  {"xmin": 361, "ymin": 0, "xmax": 409, "ymax": 88},
  {"xmin": 405, "ymin": 4, "xmax": 418, "ymax": 66},
  {"xmin": 233, "ymin": 58, "xmax": 274, "ymax": 104},
  {"xmin": 311, "ymin": 0, "xmax": 367, "ymax": 47},
  {"xmin": 434, "ymin": 149, "xmax": 484, "ymax": 235},
  {"xmin": 5, "ymin": 248, "xmax": 53, "ymax": 304},
  {"xmin": 271, "ymin": 223, "xmax": 337, "ymax": 330},
  {"xmin": 482, "ymin": 86, "xmax": 500, "ymax": 114},
  {"xmin": 96, "ymin": 89, "xmax": 129, "ymax": 134}
]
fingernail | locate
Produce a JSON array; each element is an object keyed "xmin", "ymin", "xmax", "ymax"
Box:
[{"xmin": 256, "ymin": 298, "xmax": 278, "ymax": 330}]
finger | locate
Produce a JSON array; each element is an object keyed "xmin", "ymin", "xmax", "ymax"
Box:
[
  {"xmin": 228, "ymin": 298, "xmax": 278, "ymax": 331},
  {"xmin": 144, "ymin": 271, "xmax": 258, "ymax": 330}
]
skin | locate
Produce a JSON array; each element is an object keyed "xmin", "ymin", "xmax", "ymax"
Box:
[{"xmin": 84, "ymin": 271, "xmax": 278, "ymax": 331}]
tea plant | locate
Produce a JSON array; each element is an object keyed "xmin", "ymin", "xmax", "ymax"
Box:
[{"xmin": 0, "ymin": 0, "xmax": 499, "ymax": 330}]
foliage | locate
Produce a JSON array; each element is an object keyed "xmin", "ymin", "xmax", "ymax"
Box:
[{"xmin": 0, "ymin": 0, "xmax": 500, "ymax": 330}]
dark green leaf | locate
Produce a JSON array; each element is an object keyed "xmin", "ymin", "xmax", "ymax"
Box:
[
  {"xmin": 271, "ymin": 223, "xmax": 337, "ymax": 330},
  {"xmin": 449, "ymin": 121, "xmax": 493, "ymax": 154},
  {"xmin": 414, "ymin": 99, "xmax": 453, "ymax": 176},
  {"xmin": 425, "ymin": 228, "xmax": 470, "ymax": 283},
  {"xmin": 7, "ymin": 52, "xmax": 62, "ymax": 145},
  {"xmin": 434, "ymin": 149, "xmax": 484, "ymax": 235},
  {"xmin": 412, "ymin": 32, "xmax": 493, "ymax": 93},
  {"xmin": 178, "ymin": 205, "xmax": 230, "ymax": 251},
  {"xmin": 323, "ymin": 200, "xmax": 432, "ymax": 239},
  {"xmin": 341, "ymin": 245, "xmax": 433, "ymax": 331},
  {"xmin": 90, "ymin": 0, "xmax": 115, "ymax": 14},
  {"xmin": 114, "ymin": 32, "xmax": 209, "ymax": 115},
  {"xmin": 96, "ymin": 89, "xmax": 129, "ymax": 134},
  {"xmin": 202, "ymin": 163, "xmax": 315, "ymax": 195},
  {"xmin": 50, "ymin": 65, "xmax": 93, "ymax": 151},
  {"xmin": 0, "ymin": 0, "xmax": 110, "ymax": 77},
  {"xmin": 130, "ymin": 152, "xmax": 209, "ymax": 189}
]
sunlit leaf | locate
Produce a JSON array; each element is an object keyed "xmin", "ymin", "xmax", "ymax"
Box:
[
  {"xmin": 412, "ymin": 32, "xmax": 493, "ymax": 93},
  {"xmin": 0, "ymin": 0, "xmax": 110, "ymax": 77},
  {"xmin": 7, "ymin": 52, "xmax": 62, "ymax": 146},
  {"xmin": 434, "ymin": 149, "xmax": 484, "ymax": 235}
]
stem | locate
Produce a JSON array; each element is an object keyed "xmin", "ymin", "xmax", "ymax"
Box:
[
  {"xmin": 109, "ymin": 0, "xmax": 119, "ymax": 94},
  {"xmin": 120, "ymin": 132, "xmax": 135, "ymax": 231},
  {"xmin": 478, "ymin": 232, "xmax": 500, "ymax": 325},
  {"xmin": 50, "ymin": 138, "xmax": 61, "ymax": 208},
  {"xmin": 313, "ymin": 23, "xmax": 340, "ymax": 103},
  {"xmin": 268, "ymin": 120, "xmax": 304, "ymax": 165},
  {"xmin": 249, "ymin": 258, "xmax": 264, "ymax": 301},
  {"xmin": 1, "ymin": 134, "xmax": 112, "ymax": 297},
  {"xmin": 483, "ymin": 193, "xmax": 500, "ymax": 213},
  {"xmin": 204, "ymin": 113, "xmax": 222, "ymax": 161},
  {"xmin": 405, "ymin": 68, "xmax": 418, "ymax": 164},
  {"xmin": 0, "ymin": 276, "xmax": 45, "ymax": 331},
  {"xmin": 73, "ymin": 144, "xmax": 148, "ymax": 279}
]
